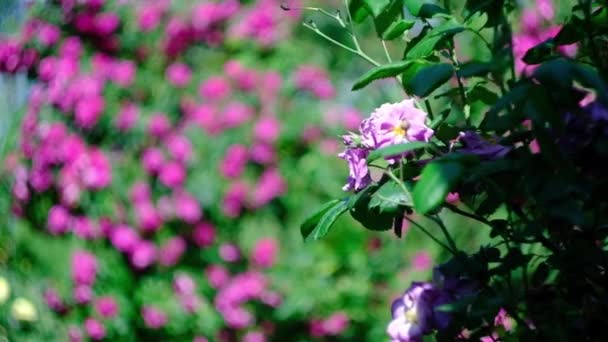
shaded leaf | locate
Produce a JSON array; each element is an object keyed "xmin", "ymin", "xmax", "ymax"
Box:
[
  {"xmin": 301, "ymin": 199, "xmax": 347, "ymax": 241},
  {"xmin": 369, "ymin": 180, "xmax": 413, "ymax": 213},
  {"xmin": 413, "ymin": 161, "xmax": 464, "ymax": 214},
  {"xmin": 405, "ymin": 63, "xmax": 454, "ymax": 97},
  {"xmin": 363, "ymin": 0, "xmax": 391, "ymax": 17},
  {"xmin": 382, "ymin": 19, "xmax": 415, "ymax": 40}
]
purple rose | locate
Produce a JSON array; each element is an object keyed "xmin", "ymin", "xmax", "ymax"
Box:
[{"xmin": 338, "ymin": 147, "xmax": 371, "ymax": 191}]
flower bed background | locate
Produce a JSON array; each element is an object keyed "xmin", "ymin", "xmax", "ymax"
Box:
[{"xmin": 0, "ymin": 0, "xmax": 458, "ymax": 341}]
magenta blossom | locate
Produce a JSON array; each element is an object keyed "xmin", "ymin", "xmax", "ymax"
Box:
[
  {"xmin": 71, "ymin": 250, "xmax": 98, "ymax": 286},
  {"xmin": 130, "ymin": 240, "xmax": 157, "ymax": 269},
  {"xmin": 142, "ymin": 306, "xmax": 168, "ymax": 329},
  {"xmin": 251, "ymin": 238, "xmax": 278, "ymax": 268},
  {"xmin": 158, "ymin": 161, "xmax": 186, "ymax": 188},
  {"xmin": 173, "ymin": 191, "xmax": 201, "ymax": 223},
  {"xmin": 192, "ymin": 222, "xmax": 216, "ymax": 247},
  {"xmin": 95, "ymin": 296, "xmax": 119, "ymax": 319},
  {"xmin": 361, "ymin": 99, "xmax": 433, "ymax": 151},
  {"xmin": 220, "ymin": 144, "xmax": 248, "ymax": 179},
  {"xmin": 84, "ymin": 318, "xmax": 106, "ymax": 341},
  {"xmin": 115, "ymin": 102, "xmax": 139, "ymax": 131},
  {"xmin": 47, "ymin": 205, "xmax": 71, "ymax": 235},
  {"xmin": 338, "ymin": 147, "xmax": 371, "ymax": 192},
  {"xmin": 158, "ymin": 236, "xmax": 186, "ymax": 267},
  {"xmin": 219, "ymin": 243, "xmax": 241, "ymax": 263},
  {"xmin": 166, "ymin": 62, "xmax": 192, "ymax": 87}
]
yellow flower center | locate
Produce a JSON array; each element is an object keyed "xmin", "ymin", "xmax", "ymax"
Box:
[
  {"xmin": 405, "ymin": 307, "xmax": 418, "ymax": 323},
  {"xmin": 392, "ymin": 120, "xmax": 410, "ymax": 137}
]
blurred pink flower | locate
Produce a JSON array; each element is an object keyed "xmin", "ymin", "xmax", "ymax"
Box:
[
  {"xmin": 294, "ymin": 65, "xmax": 335, "ymax": 99},
  {"xmin": 130, "ymin": 240, "xmax": 157, "ymax": 269},
  {"xmin": 95, "ymin": 296, "xmax": 119, "ymax": 319},
  {"xmin": 222, "ymin": 181, "xmax": 248, "ymax": 218},
  {"xmin": 141, "ymin": 147, "xmax": 165, "ymax": 175},
  {"xmin": 47, "ymin": 205, "xmax": 71, "ymax": 235},
  {"xmin": 243, "ymin": 331, "xmax": 266, "ymax": 342},
  {"xmin": 159, "ymin": 236, "xmax": 186, "ymax": 267},
  {"xmin": 72, "ymin": 250, "xmax": 98, "ymax": 286},
  {"xmin": 166, "ymin": 62, "xmax": 192, "ymax": 87},
  {"xmin": 142, "ymin": 306, "xmax": 168, "ymax": 329},
  {"xmin": 219, "ymin": 243, "xmax": 241, "ymax": 263},
  {"xmin": 75, "ymin": 95, "xmax": 104, "ymax": 129},
  {"xmin": 94, "ymin": 12, "xmax": 120, "ymax": 36},
  {"xmin": 322, "ymin": 312, "xmax": 349, "ymax": 335},
  {"xmin": 251, "ymin": 238, "xmax": 278, "ymax": 268},
  {"xmin": 166, "ymin": 134, "xmax": 192, "ymax": 163},
  {"xmin": 110, "ymin": 59, "xmax": 136, "ymax": 87},
  {"xmin": 193, "ymin": 222, "xmax": 216, "ymax": 247},
  {"xmin": 220, "ymin": 144, "xmax": 248, "ymax": 179},
  {"xmin": 173, "ymin": 273, "xmax": 196, "ymax": 296},
  {"xmin": 412, "ymin": 251, "xmax": 433, "ymax": 271},
  {"xmin": 148, "ymin": 113, "xmax": 171, "ymax": 138},
  {"xmin": 110, "ymin": 224, "xmax": 140, "ymax": 253},
  {"xmin": 249, "ymin": 143, "xmax": 276, "ymax": 165},
  {"xmin": 38, "ymin": 23, "xmax": 60, "ymax": 46},
  {"xmin": 222, "ymin": 102, "xmax": 254, "ymax": 128},
  {"xmin": 73, "ymin": 216, "xmax": 99, "ymax": 240},
  {"xmin": 115, "ymin": 102, "xmax": 139, "ymax": 131},
  {"xmin": 159, "ymin": 161, "xmax": 186, "ymax": 188},
  {"xmin": 130, "ymin": 182, "xmax": 151, "ymax": 204},
  {"xmin": 251, "ymin": 168, "xmax": 286, "ymax": 207},
  {"xmin": 254, "ymin": 116, "xmax": 281, "ymax": 143},
  {"xmin": 74, "ymin": 285, "xmax": 93, "ymax": 304},
  {"xmin": 135, "ymin": 202, "xmax": 163, "ymax": 232},
  {"xmin": 199, "ymin": 76, "xmax": 231, "ymax": 101},
  {"xmin": 205, "ymin": 264, "xmax": 230, "ymax": 289},
  {"xmin": 84, "ymin": 318, "xmax": 106, "ymax": 341}
]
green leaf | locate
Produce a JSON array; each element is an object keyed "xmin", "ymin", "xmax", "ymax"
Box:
[
  {"xmin": 300, "ymin": 199, "xmax": 347, "ymax": 241},
  {"xmin": 367, "ymin": 141, "xmax": 428, "ymax": 162},
  {"xmin": 369, "ymin": 181, "xmax": 413, "ymax": 213},
  {"xmin": 352, "ymin": 60, "xmax": 411, "ymax": 90},
  {"xmin": 404, "ymin": 19, "xmax": 464, "ymax": 59},
  {"xmin": 467, "ymin": 83, "xmax": 499, "ymax": 105},
  {"xmin": 457, "ymin": 61, "xmax": 493, "ymax": 78},
  {"xmin": 464, "ymin": 0, "xmax": 505, "ymax": 27},
  {"xmin": 349, "ymin": 0, "xmax": 370, "ymax": 22},
  {"xmin": 403, "ymin": 0, "xmax": 423, "ymax": 16},
  {"xmin": 465, "ymin": 11, "xmax": 488, "ymax": 31},
  {"xmin": 364, "ymin": 0, "xmax": 391, "ymax": 17},
  {"xmin": 404, "ymin": 63, "xmax": 454, "ymax": 97},
  {"xmin": 382, "ymin": 19, "xmax": 415, "ymax": 40},
  {"xmin": 572, "ymin": 63, "xmax": 608, "ymax": 104},
  {"xmin": 418, "ymin": 3, "xmax": 448, "ymax": 18},
  {"xmin": 522, "ymin": 40, "xmax": 556, "ymax": 65},
  {"xmin": 413, "ymin": 161, "xmax": 464, "ymax": 214},
  {"xmin": 373, "ymin": 0, "xmax": 405, "ymax": 38}
]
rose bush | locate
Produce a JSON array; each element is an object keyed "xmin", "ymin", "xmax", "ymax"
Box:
[{"xmin": 302, "ymin": 0, "xmax": 608, "ymax": 340}]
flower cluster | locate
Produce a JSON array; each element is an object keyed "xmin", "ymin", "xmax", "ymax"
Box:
[{"xmin": 339, "ymin": 99, "xmax": 434, "ymax": 191}]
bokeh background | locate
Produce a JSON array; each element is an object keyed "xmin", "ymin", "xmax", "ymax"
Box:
[{"xmin": 0, "ymin": 0, "xmax": 575, "ymax": 341}]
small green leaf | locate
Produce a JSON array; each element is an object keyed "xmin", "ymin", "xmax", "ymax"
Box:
[
  {"xmin": 363, "ymin": 0, "xmax": 391, "ymax": 17},
  {"xmin": 369, "ymin": 181, "xmax": 413, "ymax": 213},
  {"xmin": 413, "ymin": 161, "xmax": 464, "ymax": 214},
  {"xmin": 467, "ymin": 84, "xmax": 499, "ymax": 105},
  {"xmin": 403, "ymin": 0, "xmax": 423, "ymax": 16},
  {"xmin": 418, "ymin": 4, "xmax": 448, "ymax": 18},
  {"xmin": 522, "ymin": 40, "xmax": 555, "ymax": 65},
  {"xmin": 382, "ymin": 19, "xmax": 415, "ymax": 40},
  {"xmin": 373, "ymin": 0, "xmax": 405, "ymax": 39},
  {"xmin": 457, "ymin": 61, "xmax": 492, "ymax": 78},
  {"xmin": 349, "ymin": 0, "xmax": 370, "ymax": 22},
  {"xmin": 301, "ymin": 199, "xmax": 348, "ymax": 241},
  {"xmin": 300, "ymin": 199, "xmax": 340, "ymax": 239},
  {"xmin": 352, "ymin": 60, "xmax": 411, "ymax": 90},
  {"xmin": 367, "ymin": 141, "xmax": 428, "ymax": 162},
  {"xmin": 405, "ymin": 63, "xmax": 454, "ymax": 97},
  {"xmin": 465, "ymin": 11, "xmax": 488, "ymax": 30}
]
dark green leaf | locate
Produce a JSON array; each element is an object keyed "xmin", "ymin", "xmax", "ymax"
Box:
[
  {"xmin": 352, "ymin": 60, "xmax": 411, "ymax": 90},
  {"xmin": 464, "ymin": 0, "xmax": 505, "ymax": 27},
  {"xmin": 532, "ymin": 58, "xmax": 574, "ymax": 89},
  {"xmin": 467, "ymin": 84, "xmax": 499, "ymax": 105},
  {"xmin": 349, "ymin": 185, "xmax": 395, "ymax": 231},
  {"xmin": 405, "ymin": 63, "xmax": 454, "ymax": 97},
  {"xmin": 572, "ymin": 63, "xmax": 608, "ymax": 104},
  {"xmin": 382, "ymin": 19, "xmax": 415, "ymax": 40},
  {"xmin": 369, "ymin": 181, "xmax": 413, "ymax": 213},
  {"xmin": 364, "ymin": 0, "xmax": 391, "ymax": 17},
  {"xmin": 522, "ymin": 40, "xmax": 555, "ymax": 65},
  {"xmin": 367, "ymin": 141, "xmax": 428, "ymax": 162},
  {"xmin": 413, "ymin": 161, "xmax": 464, "ymax": 214},
  {"xmin": 404, "ymin": 19, "xmax": 464, "ymax": 59},
  {"xmin": 300, "ymin": 199, "xmax": 341, "ymax": 239},
  {"xmin": 349, "ymin": 0, "xmax": 370, "ymax": 22},
  {"xmin": 465, "ymin": 11, "xmax": 488, "ymax": 31},
  {"xmin": 403, "ymin": 0, "xmax": 423, "ymax": 16},
  {"xmin": 418, "ymin": 4, "xmax": 448, "ymax": 18},
  {"xmin": 457, "ymin": 61, "xmax": 493, "ymax": 78},
  {"xmin": 373, "ymin": 0, "xmax": 405, "ymax": 38},
  {"xmin": 304, "ymin": 200, "xmax": 349, "ymax": 242}
]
